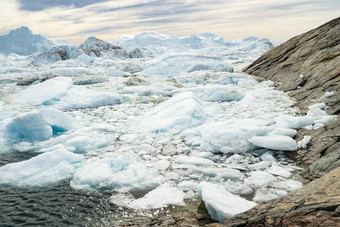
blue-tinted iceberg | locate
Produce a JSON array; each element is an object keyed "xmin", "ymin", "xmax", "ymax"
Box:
[
  {"xmin": 141, "ymin": 92, "xmax": 206, "ymax": 133},
  {"xmin": 0, "ymin": 148, "xmax": 83, "ymax": 187},
  {"xmin": 18, "ymin": 77, "xmax": 73, "ymax": 105},
  {"xmin": 5, "ymin": 108, "xmax": 73, "ymax": 141},
  {"xmin": 183, "ymin": 119, "xmax": 269, "ymax": 153},
  {"xmin": 70, "ymin": 153, "xmax": 160, "ymax": 191}
]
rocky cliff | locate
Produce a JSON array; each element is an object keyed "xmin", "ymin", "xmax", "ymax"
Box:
[
  {"xmin": 244, "ymin": 17, "xmax": 340, "ymax": 181},
  {"xmin": 218, "ymin": 17, "xmax": 340, "ymax": 226}
]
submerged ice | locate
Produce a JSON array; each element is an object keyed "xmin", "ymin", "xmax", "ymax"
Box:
[{"xmin": 0, "ymin": 28, "xmax": 337, "ymax": 221}]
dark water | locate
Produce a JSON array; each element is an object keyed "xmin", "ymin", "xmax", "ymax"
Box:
[{"xmin": 0, "ymin": 152, "xmax": 157, "ymax": 227}]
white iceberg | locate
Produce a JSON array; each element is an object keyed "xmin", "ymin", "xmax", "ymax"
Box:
[
  {"xmin": 198, "ymin": 182, "xmax": 257, "ymax": 222},
  {"xmin": 128, "ymin": 183, "xmax": 185, "ymax": 209},
  {"xmin": 249, "ymin": 135, "xmax": 297, "ymax": 151},
  {"xmin": 183, "ymin": 119, "xmax": 269, "ymax": 153},
  {"xmin": 70, "ymin": 153, "xmax": 160, "ymax": 191},
  {"xmin": 18, "ymin": 77, "xmax": 73, "ymax": 105},
  {"xmin": 141, "ymin": 54, "xmax": 233, "ymax": 77},
  {"xmin": 141, "ymin": 92, "xmax": 206, "ymax": 133},
  {"xmin": 0, "ymin": 148, "xmax": 83, "ymax": 187},
  {"xmin": 5, "ymin": 108, "xmax": 73, "ymax": 141}
]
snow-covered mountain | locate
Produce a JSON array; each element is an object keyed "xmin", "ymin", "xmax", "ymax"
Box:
[
  {"xmin": 112, "ymin": 31, "xmax": 274, "ymax": 55},
  {"xmin": 0, "ymin": 26, "xmax": 64, "ymax": 56}
]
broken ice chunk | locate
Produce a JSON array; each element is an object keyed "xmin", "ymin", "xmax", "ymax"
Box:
[
  {"xmin": 141, "ymin": 92, "xmax": 206, "ymax": 133},
  {"xmin": 249, "ymin": 135, "xmax": 297, "ymax": 151},
  {"xmin": 0, "ymin": 148, "xmax": 83, "ymax": 187},
  {"xmin": 5, "ymin": 108, "xmax": 73, "ymax": 141},
  {"xmin": 198, "ymin": 182, "xmax": 257, "ymax": 222},
  {"xmin": 127, "ymin": 183, "xmax": 185, "ymax": 209}
]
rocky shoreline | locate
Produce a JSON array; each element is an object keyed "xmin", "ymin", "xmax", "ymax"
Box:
[
  {"xmin": 220, "ymin": 17, "xmax": 340, "ymax": 226},
  {"xmin": 133, "ymin": 17, "xmax": 340, "ymax": 227}
]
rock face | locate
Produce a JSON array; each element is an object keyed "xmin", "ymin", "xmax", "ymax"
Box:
[
  {"xmin": 244, "ymin": 17, "xmax": 340, "ymax": 182},
  {"xmin": 244, "ymin": 17, "xmax": 339, "ymax": 115}
]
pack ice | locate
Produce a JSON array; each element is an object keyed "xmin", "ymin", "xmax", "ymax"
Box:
[{"xmin": 0, "ymin": 27, "xmax": 337, "ymax": 221}]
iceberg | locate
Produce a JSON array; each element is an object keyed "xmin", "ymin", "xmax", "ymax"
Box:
[
  {"xmin": 183, "ymin": 119, "xmax": 269, "ymax": 153},
  {"xmin": 141, "ymin": 54, "xmax": 233, "ymax": 77},
  {"xmin": 198, "ymin": 182, "xmax": 257, "ymax": 222},
  {"xmin": 141, "ymin": 92, "xmax": 206, "ymax": 133},
  {"xmin": 5, "ymin": 108, "xmax": 73, "ymax": 141},
  {"xmin": 17, "ymin": 76, "xmax": 121, "ymax": 109},
  {"xmin": 0, "ymin": 148, "xmax": 83, "ymax": 187},
  {"xmin": 249, "ymin": 135, "xmax": 297, "ymax": 151},
  {"xmin": 70, "ymin": 153, "xmax": 160, "ymax": 191},
  {"xmin": 128, "ymin": 183, "xmax": 185, "ymax": 209},
  {"xmin": 0, "ymin": 26, "xmax": 61, "ymax": 56},
  {"xmin": 18, "ymin": 77, "xmax": 73, "ymax": 105}
]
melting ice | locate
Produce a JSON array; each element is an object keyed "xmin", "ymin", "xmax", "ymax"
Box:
[{"xmin": 0, "ymin": 28, "xmax": 337, "ymax": 222}]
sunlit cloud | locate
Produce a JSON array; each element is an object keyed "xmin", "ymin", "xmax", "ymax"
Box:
[{"xmin": 0, "ymin": 0, "xmax": 339, "ymax": 44}]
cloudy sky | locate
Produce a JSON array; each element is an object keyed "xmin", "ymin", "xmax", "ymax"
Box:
[{"xmin": 0, "ymin": 0, "xmax": 339, "ymax": 44}]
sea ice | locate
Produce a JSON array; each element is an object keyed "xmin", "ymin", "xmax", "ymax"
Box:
[
  {"xmin": 18, "ymin": 77, "xmax": 73, "ymax": 105},
  {"xmin": 192, "ymin": 85, "xmax": 244, "ymax": 102},
  {"xmin": 175, "ymin": 155, "xmax": 214, "ymax": 166},
  {"xmin": 253, "ymin": 187, "xmax": 287, "ymax": 203},
  {"xmin": 249, "ymin": 135, "xmax": 297, "ymax": 151},
  {"xmin": 141, "ymin": 54, "xmax": 233, "ymax": 77},
  {"xmin": 267, "ymin": 162, "xmax": 292, "ymax": 178},
  {"xmin": 127, "ymin": 183, "xmax": 185, "ymax": 209},
  {"xmin": 183, "ymin": 119, "xmax": 269, "ymax": 153},
  {"xmin": 198, "ymin": 182, "xmax": 257, "ymax": 222},
  {"xmin": 5, "ymin": 108, "xmax": 73, "ymax": 141},
  {"xmin": 70, "ymin": 153, "xmax": 160, "ymax": 191},
  {"xmin": 244, "ymin": 171, "xmax": 277, "ymax": 188},
  {"xmin": 141, "ymin": 92, "xmax": 206, "ymax": 133},
  {"xmin": 57, "ymin": 86, "xmax": 121, "ymax": 110},
  {"xmin": 0, "ymin": 148, "xmax": 83, "ymax": 187}
]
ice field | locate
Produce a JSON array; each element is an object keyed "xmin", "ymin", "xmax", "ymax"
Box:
[{"xmin": 0, "ymin": 27, "xmax": 337, "ymax": 223}]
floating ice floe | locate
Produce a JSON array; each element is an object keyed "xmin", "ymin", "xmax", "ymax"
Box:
[
  {"xmin": 127, "ymin": 183, "xmax": 185, "ymax": 209},
  {"xmin": 18, "ymin": 76, "xmax": 121, "ymax": 109},
  {"xmin": 18, "ymin": 77, "xmax": 73, "ymax": 105},
  {"xmin": 183, "ymin": 118, "xmax": 269, "ymax": 153},
  {"xmin": 5, "ymin": 108, "xmax": 73, "ymax": 141},
  {"xmin": 141, "ymin": 92, "xmax": 206, "ymax": 133},
  {"xmin": 198, "ymin": 182, "xmax": 257, "ymax": 222},
  {"xmin": 191, "ymin": 85, "xmax": 244, "ymax": 102},
  {"xmin": 140, "ymin": 54, "xmax": 233, "ymax": 77},
  {"xmin": 70, "ymin": 153, "xmax": 161, "ymax": 191},
  {"xmin": 57, "ymin": 86, "xmax": 121, "ymax": 110},
  {"xmin": 0, "ymin": 148, "xmax": 83, "ymax": 187},
  {"xmin": 248, "ymin": 135, "xmax": 297, "ymax": 151}
]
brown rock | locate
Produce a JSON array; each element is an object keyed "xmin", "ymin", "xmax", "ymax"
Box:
[
  {"xmin": 244, "ymin": 17, "xmax": 339, "ymax": 115},
  {"xmin": 244, "ymin": 17, "xmax": 340, "ymax": 181}
]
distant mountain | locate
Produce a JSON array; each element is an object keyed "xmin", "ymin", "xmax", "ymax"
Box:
[
  {"xmin": 0, "ymin": 26, "xmax": 63, "ymax": 56},
  {"xmin": 112, "ymin": 31, "xmax": 274, "ymax": 55}
]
